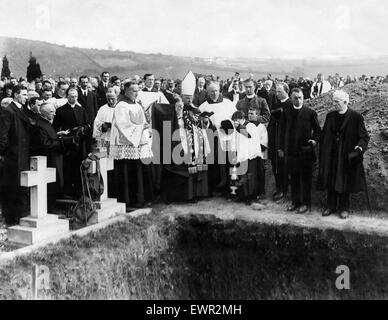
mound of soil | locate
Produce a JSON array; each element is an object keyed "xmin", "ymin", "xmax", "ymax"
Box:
[{"xmin": 304, "ymin": 83, "xmax": 388, "ymax": 211}]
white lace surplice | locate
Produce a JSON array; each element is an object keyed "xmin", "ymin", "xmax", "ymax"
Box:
[{"xmin": 109, "ymin": 101, "xmax": 153, "ymax": 160}]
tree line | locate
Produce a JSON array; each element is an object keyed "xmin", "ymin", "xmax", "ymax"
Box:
[{"xmin": 1, "ymin": 52, "xmax": 42, "ymax": 82}]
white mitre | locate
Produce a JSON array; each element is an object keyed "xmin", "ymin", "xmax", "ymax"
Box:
[{"xmin": 181, "ymin": 71, "xmax": 196, "ymax": 96}]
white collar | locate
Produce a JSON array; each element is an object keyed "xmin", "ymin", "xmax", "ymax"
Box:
[
  {"xmin": 13, "ymin": 100, "xmax": 22, "ymax": 109},
  {"xmin": 280, "ymin": 97, "xmax": 289, "ymax": 103},
  {"xmin": 293, "ymin": 105, "xmax": 303, "ymax": 110},
  {"xmin": 246, "ymin": 94, "xmax": 255, "ymax": 99}
]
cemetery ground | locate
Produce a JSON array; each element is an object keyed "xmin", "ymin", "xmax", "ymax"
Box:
[{"xmin": 0, "ymin": 197, "xmax": 388, "ymax": 300}]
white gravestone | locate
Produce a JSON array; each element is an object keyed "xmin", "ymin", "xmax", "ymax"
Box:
[
  {"xmin": 8, "ymin": 156, "xmax": 70, "ymax": 245},
  {"xmin": 87, "ymin": 147, "xmax": 125, "ymax": 224}
]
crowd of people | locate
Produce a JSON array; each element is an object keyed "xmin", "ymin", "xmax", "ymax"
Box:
[{"xmin": 0, "ymin": 70, "xmax": 372, "ymax": 226}]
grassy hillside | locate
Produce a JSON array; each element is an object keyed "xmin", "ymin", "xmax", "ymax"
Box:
[{"xmin": 1, "ymin": 36, "xmax": 388, "ymax": 80}]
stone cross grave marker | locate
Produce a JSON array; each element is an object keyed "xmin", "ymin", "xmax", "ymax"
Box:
[
  {"xmin": 21, "ymin": 156, "xmax": 56, "ymax": 218},
  {"xmin": 87, "ymin": 147, "xmax": 125, "ymax": 224},
  {"xmin": 7, "ymin": 156, "xmax": 69, "ymax": 245}
]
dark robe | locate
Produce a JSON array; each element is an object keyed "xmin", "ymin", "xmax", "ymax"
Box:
[
  {"xmin": 234, "ymin": 121, "xmax": 259, "ymax": 201},
  {"xmin": 96, "ymin": 81, "xmax": 109, "ymax": 108},
  {"xmin": 153, "ymin": 103, "xmax": 208, "ymax": 203},
  {"xmin": 279, "ymin": 104, "xmax": 321, "ymax": 206},
  {"xmin": 142, "ymin": 87, "xmax": 158, "ymax": 92},
  {"xmin": 257, "ymin": 88, "xmax": 278, "ymax": 110},
  {"xmin": 77, "ymin": 88, "xmax": 98, "ymax": 123},
  {"xmin": 53, "ymin": 103, "xmax": 90, "ymax": 198},
  {"xmin": 23, "ymin": 105, "xmax": 40, "ymax": 122},
  {"xmin": 162, "ymin": 89, "xmax": 176, "ymax": 104},
  {"xmin": 225, "ymin": 90, "xmax": 245, "ymax": 102},
  {"xmin": 53, "ymin": 92, "xmax": 66, "ymax": 99},
  {"xmin": 318, "ymin": 108, "xmax": 370, "ymax": 194},
  {"xmin": 0, "ymin": 102, "xmax": 31, "ymax": 223},
  {"xmin": 31, "ymin": 117, "xmax": 64, "ymax": 210},
  {"xmin": 193, "ymin": 88, "xmax": 208, "ymax": 107},
  {"xmin": 268, "ymin": 98, "xmax": 293, "ymax": 195},
  {"xmin": 236, "ymin": 95, "xmax": 270, "ymax": 123},
  {"xmin": 203, "ymin": 95, "xmax": 231, "ymax": 195}
]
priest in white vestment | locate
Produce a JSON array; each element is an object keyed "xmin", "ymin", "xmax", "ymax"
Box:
[
  {"xmin": 93, "ymin": 92, "xmax": 117, "ymax": 149},
  {"xmin": 109, "ymin": 82, "xmax": 154, "ymax": 209}
]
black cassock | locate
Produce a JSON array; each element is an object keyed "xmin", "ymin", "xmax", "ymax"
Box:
[
  {"xmin": 31, "ymin": 117, "xmax": 64, "ymax": 210},
  {"xmin": 152, "ymin": 103, "xmax": 208, "ymax": 203},
  {"xmin": 279, "ymin": 105, "xmax": 321, "ymax": 207},
  {"xmin": 0, "ymin": 102, "xmax": 31, "ymax": 224},
  {"xmin": 268, "ymin": 98, "xmax": 293, "ymax": 195},
  {"xmin": 318, "ymin": 108, "xmax": 370, "ymax": 194},
  {"xmin": 52, "ymin": 103, "xmax": 91, "ymax": 198}
]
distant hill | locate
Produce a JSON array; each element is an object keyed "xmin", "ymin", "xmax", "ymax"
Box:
[{"xmin": 1, "ymin": 36, "xmax": 388, "ymax": 80}]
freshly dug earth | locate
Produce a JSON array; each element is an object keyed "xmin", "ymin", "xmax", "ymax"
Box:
[
  {"xmin": 298, "ymin": 82, "xmax": 388, "ymax": 211},
  {"xmin": 0, "ymin": 209, "xmax": 387, "ymax": 300}
]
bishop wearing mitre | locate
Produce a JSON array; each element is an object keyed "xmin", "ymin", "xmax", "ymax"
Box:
[{"xmin": 160, "ymin": 71, "xmax": 211, "ymax": 203}]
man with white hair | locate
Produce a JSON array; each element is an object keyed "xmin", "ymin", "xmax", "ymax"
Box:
[
  {"xmin": 199, "ymin": 81, "xmax": 238, "ymax": 194},
  {"xmin": 199, "ymin": 81, "xmax": 237, "ymax": 128},
  {"xmin": 310, "ymin": 73, "xmax": 332, "ymax": 98},
  {"xmin": 318, "ymin": 90, "xmax": 370, "ymax": 219},
  {"xmin": 257, "ymin": 79, "xmax": 277, "ymax": 110},
  {"xmin": 1, "ymin": 97, "xmax": 13, "ymax": 109},
  {"xmin": 31, "ymin": 102, "xmax": 64, "ymax": 209}
]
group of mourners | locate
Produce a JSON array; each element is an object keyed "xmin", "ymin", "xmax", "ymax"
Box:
[{"xmin": 0, "ymin": 70, "xmax": 370, "ymax": 226}]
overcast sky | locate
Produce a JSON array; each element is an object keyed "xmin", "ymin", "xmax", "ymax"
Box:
[{"xmin": 0, "ymin": 0, "xmax": 387, "ymax": 58}]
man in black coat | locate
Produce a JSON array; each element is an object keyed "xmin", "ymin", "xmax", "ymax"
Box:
[
  {"xmin": 162, "ymin": 79, "xmax": 176, "ymax": 104},
  {"xmin": 236, "ymin": 79, "xmax": 270, "ymax": 123},
  {"xmin": 23, "ymin": 96, "xmax": 43, "ymax": 122},
  {"xmin": 318, "ymin": 90, "xmax": 370, "ymax": 219},
  {"xmin": 257, "ymin": 80, "xmax": 277, "ymax": 111},
  {"xmin": 31, "ymin": 102, "xmax": 64, "ymax": 210},
  {"xmin": 268, "ymin": 82, "xmax": 292, "ymax": 202},
  {"xmin": 278, "ymin": 88, "xmax": 321, "ymax": 214},
  {"xmin": 77, "ymin": 75, "xmax": 98, "ymax": 123},
  {"xmin": 225, "ymin": 79, "xmax": 245, "ymax": 103},
  {"xmin": 53, "ymin": 88, "xmax": 91, "ymax": 199},
  {"xmin": 96, "ymin": 71, "xmax": 110, "ymax": 108},
  {"xmin": 193, "ymin": 77, "xmax": 207, "ymax": 107},
  {"xmin": 0, "ymin": 85, "xmax": 31, "ymax": 225}
]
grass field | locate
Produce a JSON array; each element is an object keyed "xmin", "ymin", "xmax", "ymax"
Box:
[{"xmin": 0, "ymin": 210, "xmax": 387, "ymax": 300}]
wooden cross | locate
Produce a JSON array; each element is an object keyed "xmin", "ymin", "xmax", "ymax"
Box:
[{"xmin": 20, "ymin": 156, "xmax": 56, "ymax": 218}]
